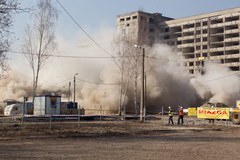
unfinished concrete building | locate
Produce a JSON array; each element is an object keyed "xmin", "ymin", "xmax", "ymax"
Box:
[
  {"xmin": 116, "ymin": 11, "xmax": 173, "ymax": 46},
  {"xmin": 117, "ymin": 7, "xmax": 240, "ymax": 74}
]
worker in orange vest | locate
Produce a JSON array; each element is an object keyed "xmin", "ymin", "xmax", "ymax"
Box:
[{"xmin": 177, "ymin": 106, "xmax": 184, "ymax": 125}]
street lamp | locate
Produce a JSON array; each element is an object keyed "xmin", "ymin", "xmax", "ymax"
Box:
[
  {"xmin": 74, "ymin": 73, "xmax": 78, "ymax": 108},
  {"xmin": 134, "ymin": 45, "xmax": 145, "ymax": 122}
]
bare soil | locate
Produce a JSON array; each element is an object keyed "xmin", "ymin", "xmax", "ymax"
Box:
[{"xmin": 0, "ymin": 120, "xmax": 240, "ymax": 160}]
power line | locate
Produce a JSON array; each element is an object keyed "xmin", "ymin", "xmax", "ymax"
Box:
[
  {"xmin": 46, "ymin": 77, "xmax": 73, "ymax": 88},
  {"xmin": 55, "ymin": 0, "xmax": 114, "ymax": 58},
  {"xmin": 8, "ymin": 50, "xmax": 141, "ymax": 59},
  {"xmin": 8, "ymin": 50, "xmax": 115, "ymax": 59},
  {"xmin": 147, "ymin": 56, "xmax": 185, "ymax": 62},
  {"xmin": 197, "ymin": 71, "xmax": 240, "ymax": 84},
  {"xmin": 76, "ymin": 77, "xmax": 121, "ymax": 86},
  {"xmin": 26, "ymin": 0, "xmax": 240, "ymax": 85},
  {"xmin": 75, "ymin": 86, "xmax": 117, "ymax": 90},
  {"xmin": 144, "ymin": 56, "xmax": 240, "ymax": 84}
]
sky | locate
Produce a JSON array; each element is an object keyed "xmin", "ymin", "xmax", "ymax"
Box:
[
  {"xmin": 8, "ymin": 0, "xmax": 240, "ymax": 86},
  {"xmin": 2, "ymin": 0, "xmax": 240, "ymax": 106},
  {"xmin": 12, "ymin": 0, "xmax": 240, "ymax": 42}
]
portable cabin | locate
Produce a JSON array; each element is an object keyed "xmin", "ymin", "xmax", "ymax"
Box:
[{"xmin": 34, "ymin": 95, "xmax": 61, "ymax": 116}]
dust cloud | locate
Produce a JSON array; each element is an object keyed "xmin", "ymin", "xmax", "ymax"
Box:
[
  {"xmin": 0, "ymin": 71, "xmax": 33, "ymax": 101},
  {"xmin": 192, "ymin": 61, "xmax": 240, "ymax": 107},
  {"xmin": 3, "ymin": 28, "xmax": 240, "ymax": 113},
  {"xmin": 142, "ymin": 44, "xmax": 202, "ymax": 112}
]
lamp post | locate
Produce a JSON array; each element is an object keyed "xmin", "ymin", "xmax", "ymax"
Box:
[
  {"xmin": 134, "ymin": 45, "xmax": 145, "ymax": 122},
  {"xmin": 74, "ymin": 73, "xmax": 78, "ymax": 108}
]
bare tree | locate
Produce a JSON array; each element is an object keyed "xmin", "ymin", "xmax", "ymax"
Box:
[
  {"xmin": 22, "ymin": 0, "xmax": 58, "ymax": 97},
  {"xmin": 113, "ymin": 16, "xmax": 154, "ymax": 115},
  {"xmin": 112, "ymin": 34, "xmax": 143, "ymax": 115},
  {"xmin": 112, "ymin": 35, "xmax": 132, "ymax": 115},
  {"xmin": 0, "ymin": 0, "xmax": 22, "ymax": 78}
]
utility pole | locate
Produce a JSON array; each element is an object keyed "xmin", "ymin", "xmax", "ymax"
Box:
[
  {"xmin": 144, "ymin": 74, "xmax": 147, "ymax": 122},
  {"xmin": 140, "ymin": 47, "xmax": 145, "ymax": 122},
  {"xmin": 119, "ymin": 67, "xmax": 124, "ymax": 116},
  {"xmin": 134, "ymin": 45, "xmax": 145, "ymax": 122},
  {"xmin": 21, "ymin": 97, "xmax": 28, "ymax": 127},
  {"xmin": 74, "ymin": 73, "xmax": 78, "ymax": 108},
  {"xmin": 134, "ymin": 57, "xmax": 138, "ymax": 116}
]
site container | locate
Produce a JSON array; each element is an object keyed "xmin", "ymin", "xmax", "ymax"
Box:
[{"xmin": 34, "ymin": 95, "xmax": 61, "ymax": 116}]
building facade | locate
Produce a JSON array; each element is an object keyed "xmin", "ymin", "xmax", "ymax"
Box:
[
  {"xmin": 117, "ymin": 7, "xmax": 240, "ymax": 74},
  {"xmin": 116, "ymin": 11, "xmax": 173, "ymax": 46}
]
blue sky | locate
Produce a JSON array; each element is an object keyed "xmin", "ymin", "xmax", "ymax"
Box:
[
  {"xmin": 13, "ymin": 0, "xmax": 240, "ymax": 42},
  {"xmin": 8, "ymin": 0, "xmax": 240, "ymax": 82}
]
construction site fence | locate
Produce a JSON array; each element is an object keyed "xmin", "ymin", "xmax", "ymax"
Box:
[
  {"xmin": 159, "ymin": 114, "xmax": 233, "ymax": 126},
  {"xmin": 0, "ymin": 108, "xmax": 118, "ymax": 129},
  {"xmin": 0, "ymin": 108, "xmax": 235, "ymax": 128}
]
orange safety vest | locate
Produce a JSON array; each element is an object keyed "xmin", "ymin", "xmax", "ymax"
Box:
[{"xmin": 179, "ymin": 108, "xmax": 184, "ymax": 116}]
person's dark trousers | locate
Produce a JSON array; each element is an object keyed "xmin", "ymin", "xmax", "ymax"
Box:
[
  {"xmin": 178, "ymin": 116, "xmax": 184, "ymax": 125},
  {"xmin": 168, "ymin": 116, "xmax": 173, "ymax": 125}
]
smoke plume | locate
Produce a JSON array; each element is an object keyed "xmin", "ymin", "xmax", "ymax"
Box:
[
  {"xmin": 133, "ymin": 44, "xmax": 203, "ymax": 112},
  {"xmin": 0, "ymin": 71, "xmax": 33, "ymax": 101},
  {"xmin": 4, "ymin": 27, "xmax": 240, "ymax": 113},
  {"xmin": 192, "ymin": 61, "xmax": 240, "ymax": 107}
]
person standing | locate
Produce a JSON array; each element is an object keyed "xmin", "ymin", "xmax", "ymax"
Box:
[
  {"xmin": 168, "ymin": 106, "xmax": 174, "ymax": 125},
  {"xmin": 178, "ymin": 106, "xmax": 184, "ymax": 125}
]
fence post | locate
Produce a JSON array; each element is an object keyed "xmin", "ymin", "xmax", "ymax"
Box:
[
  {"xmin": 162, "ymin": 106, "xmax": 164, "ymax": 124},
  {"xmin": 21, "ymin": 97, "xmax": 27, "ymax": 127},
  {"xmin": 50, "ymin": 106, "xmax": 52, "ymax": 129},
  {"xmin": 100, "ymin": 105, "xmax": 102, "ymax": 127},
  {"xmin": 123, "ymin": 104, "xmax": 126, "ymax": 121},
  {"xmin": 78, "ymin": 105, "xmax": 80, "ymax": 127},
  {"xmin": 143, "ymin": 108, "xmax": 146, "ymax": 123}
]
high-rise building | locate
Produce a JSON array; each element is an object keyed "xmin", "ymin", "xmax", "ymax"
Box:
[
  {"xmin": 117, "ymin": 7, "xmax": 240, "ymax": 74},
  {"xmin": 116, "ymin": 11, "xmax": 173, "ymax": 46}
]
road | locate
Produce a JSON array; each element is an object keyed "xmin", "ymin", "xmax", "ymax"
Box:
[{"xmin": 0, "ymin": 120, "xmax": 240, "ymax": 160}]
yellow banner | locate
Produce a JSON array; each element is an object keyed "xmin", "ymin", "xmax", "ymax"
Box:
[
  {"xmin": 232, "ymin": 108, "xmax": 240, "ymax": 113},
  {"xmin": 236, "ymin": 100, "xmax": 240, "ymax": 109},
  {"xmin": 197, "ymin": 107, "xmax": 230, "ymax": 119},
  {"xmin": 188, "ymin": 108, "xmax": 197, "ymax": 116}
]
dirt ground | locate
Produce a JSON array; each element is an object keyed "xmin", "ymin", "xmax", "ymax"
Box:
[{"xmin": 0, "ymin": 119, "xmax": 240, "ymax": 160}]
